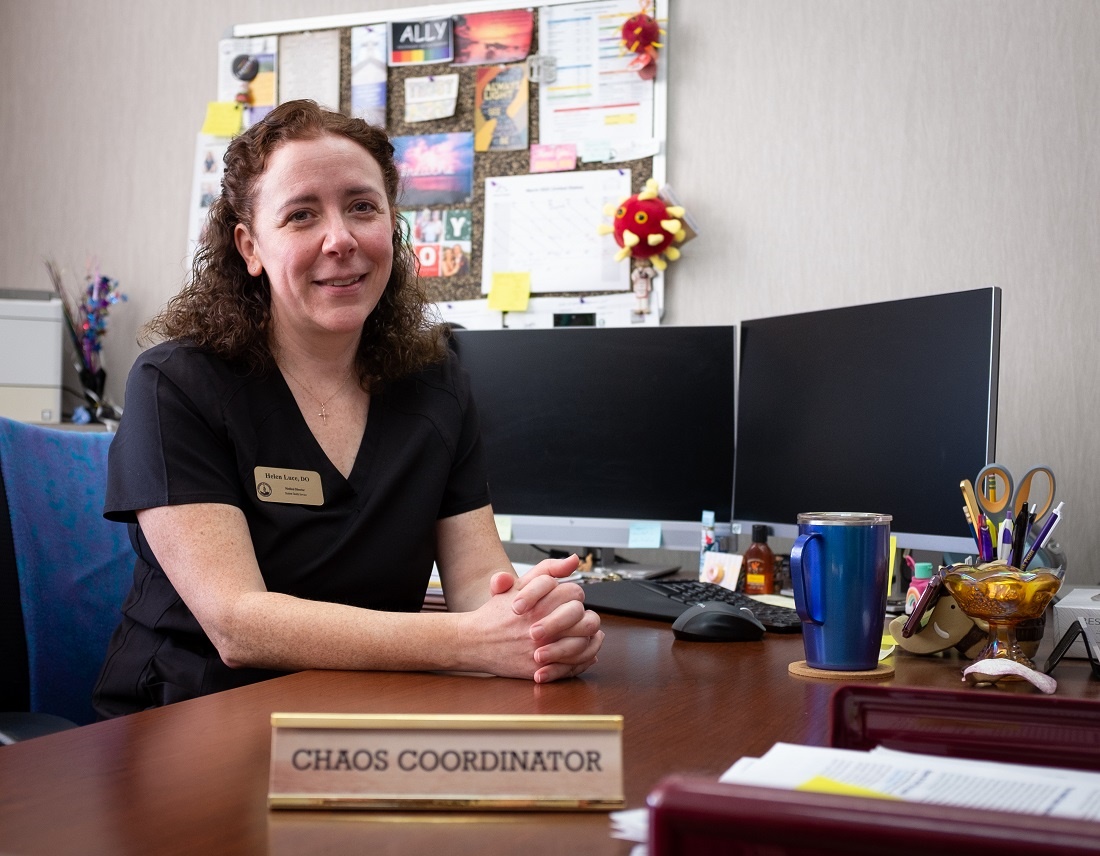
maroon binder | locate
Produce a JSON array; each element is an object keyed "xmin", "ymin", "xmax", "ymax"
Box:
[
  {"xmin": 648, "ymin": 685, "xmax": 1100, "ymax": 856},
  {"xmin": 829, "ymin": 684, "xmax": 1100, "ymax": 770}
]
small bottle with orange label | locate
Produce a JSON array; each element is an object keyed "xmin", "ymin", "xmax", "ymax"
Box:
[{"xmin": 742, "ymin": 525, "xmax": 775, "ymax": 595}]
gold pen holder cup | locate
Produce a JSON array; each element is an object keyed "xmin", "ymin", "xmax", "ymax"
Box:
[{"xmin": 942, "ymin": 564, "xmax": 1062, "ymax": 671}]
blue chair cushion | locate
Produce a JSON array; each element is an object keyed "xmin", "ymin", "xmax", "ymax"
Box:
[{"xmin": 0, "ymin": 419, "xmax": 132, "ymax": 725}]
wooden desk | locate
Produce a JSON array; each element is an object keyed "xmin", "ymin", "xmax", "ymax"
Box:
[{"xmin": 2, "ymin": 615, "xmax": 1098, "ymax": 855}]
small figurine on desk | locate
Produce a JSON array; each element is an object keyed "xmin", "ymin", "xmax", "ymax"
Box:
[
  {"xmin": 889, "ymin": 595, "xmax": 986, "ymax": 658},
  {"xmin": 631, "ymin": 263, "xmax": 657, "ymax": 315}
]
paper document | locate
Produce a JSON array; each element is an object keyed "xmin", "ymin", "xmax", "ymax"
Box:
[
  {"xmin": 186, "ymin": 134, "xmax": 230, "ymax": 267},
  {"xmin": 218, "ymin": 37, "xmax": 277, "ymax": 128},
  {"xmin": 350, "ymin": 25, "xmax": 388, "ymax": 126},
  {"xmin": 481, "ymin": 169, "xmax": 631, "ymax": 295},
  {"xmin": 430, "ymin": 299, "xmax": 503, "ymax": 331},
  {"xmin": 538, "ymin": 0, "xmax": 654, "ymax": 150},
  {"xmin": 278, "ymin": 29, "xmax": 341, "ymax": 110},
  {"xmin": 502, "ymin": 292, "xmax": 661, "ymax": 328},
  {"xmin": 404, "ymin": 74, "xmax": 459, "ymax": 123}
]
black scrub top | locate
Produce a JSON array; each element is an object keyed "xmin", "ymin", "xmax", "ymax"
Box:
[{"xmin": 93, "ymin": 340, "xmax": 490, "ymax": 718}]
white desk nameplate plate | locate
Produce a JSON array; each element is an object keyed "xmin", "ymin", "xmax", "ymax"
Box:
[{"xmin": 268, "ymin": 713, "xmax": 625, "ymax": 810}]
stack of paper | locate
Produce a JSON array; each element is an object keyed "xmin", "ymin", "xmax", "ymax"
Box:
[{"xmin": 722, "ymin": 743, "xmax": 1100, "ymax": 820}]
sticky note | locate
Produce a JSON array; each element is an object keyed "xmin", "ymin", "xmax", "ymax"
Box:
[
  {"xmin": 887, "ymin": 536, "xmax": 897, "ymax": 599},
  {"xmin": 487, "ymin": 272, "xmax": 531, "ymax": 312},
  {"xmin": 796, "ymin": 776, "xmax": 900, "ymax": 800},
  {"xmin": 494, "ymin": 515, "xmax": 513, "ymax": 542},
  {"xmin": 529, "ymin": 143, "xmax": 577, "ymax": 173},
  {"xmin": 628, "ymin": 522, "xmax": 662, "ymax": 549},
  {"xmin": 201, "ymin": 102, "xmax": 244, "ymax": 137},
  {"xmin": 578, "ymin": 139, "xmax": 612, "ymax": 163}
]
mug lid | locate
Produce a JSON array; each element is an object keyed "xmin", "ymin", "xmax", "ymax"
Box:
[{"xmin": 796, "ymin": 511, "xmax": 892, "ymax": 526}]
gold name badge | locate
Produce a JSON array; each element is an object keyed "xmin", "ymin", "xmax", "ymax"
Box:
[
  {"xmin": 268, "ymin": 713, "xmax": 625, "ymax": 811},
  {"xmin": 254, "ymin": 467, "xmax": 324, "ymax": 506}
]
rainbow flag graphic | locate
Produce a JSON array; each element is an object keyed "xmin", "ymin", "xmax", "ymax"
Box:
[{"xmin": 389, "ymin": 18, "xmax": 454, "ymax": 66}]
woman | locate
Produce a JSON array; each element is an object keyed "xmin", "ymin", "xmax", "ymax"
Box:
[
  {"xmin": 440, "ymin": 245, "xmax": 458, "ymax": 277},
  {"xmin": 93, "ymin": 100, "xmax": 602, "ymax": 718},
  {"xmin": 451, "ymin": 244, "xmax": 470, "ymax": 276}
]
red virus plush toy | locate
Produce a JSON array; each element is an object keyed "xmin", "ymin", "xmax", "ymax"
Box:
[
  {"xmin": 620, "ymin": 2, "xmax": 664, "ymax": 80},
  {"xmin": 599, "ymin": 178, "xmax": 686, "ymax": 271}
]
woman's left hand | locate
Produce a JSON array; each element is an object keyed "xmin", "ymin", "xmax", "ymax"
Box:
[{"xmin": 489, "ymin": 555, "xmax": 604, "ymax": 682}]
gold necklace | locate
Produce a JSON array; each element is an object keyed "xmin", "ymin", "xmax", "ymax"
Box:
[{"xmin": 280, "ymin": 364, "xmax": 354, "ymax": 425}]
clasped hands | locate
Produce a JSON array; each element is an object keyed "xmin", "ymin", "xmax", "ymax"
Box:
[{"xmin": 483, "ymin": 554, "xmax": 603, "ymax": 683}]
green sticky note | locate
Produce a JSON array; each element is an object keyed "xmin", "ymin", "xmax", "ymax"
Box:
[
  {"xmin": 488, "ymin": 272, "xmax": 531, "ymax": 312},
  {"xmin": 201, "ymin": 102, "xmax": 244, "ymax": 137},
  {"xmin": 628, "ymin": 522, "xmax": 662, "ymax": 549},
  {"xmin": 494, "ymin": 515, "xmax": 513, "ymax": 542}
]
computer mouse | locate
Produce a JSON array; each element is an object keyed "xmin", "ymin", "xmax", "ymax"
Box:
[{"xmin": 671, "ymin": 601, "xmax": 766, "ymax": 642}]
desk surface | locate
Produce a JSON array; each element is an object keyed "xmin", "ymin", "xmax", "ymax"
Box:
[{"xmin": 2, "ymin": 614, "xmax": 1098, "ymax": 855}]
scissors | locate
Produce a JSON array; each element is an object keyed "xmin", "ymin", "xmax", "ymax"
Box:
[{"xmin": 974, "ymin": 464, "xmax": 1057, "ymax": 526}]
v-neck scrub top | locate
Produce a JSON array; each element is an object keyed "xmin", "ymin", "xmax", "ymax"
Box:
[{"xmin": 93, "ymin": 340, "xmax": 490, "ymax": 718}]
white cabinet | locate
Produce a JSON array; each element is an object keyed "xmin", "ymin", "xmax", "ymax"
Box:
[{"xmin": 0, "ymin": 293, "xmax": 63, "ymax": 424}]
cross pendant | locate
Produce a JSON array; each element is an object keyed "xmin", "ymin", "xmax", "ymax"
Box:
[{"xmin": 318, "ymin": 405, "xmax": 328, "ymax": 425}]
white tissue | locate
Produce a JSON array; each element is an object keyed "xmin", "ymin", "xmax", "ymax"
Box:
[{"xmin": 962, "ymin": 658, "xmax": 1058, "ymax": 694}]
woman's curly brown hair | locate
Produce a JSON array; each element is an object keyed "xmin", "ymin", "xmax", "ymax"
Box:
[{"xmin": 145, "ymin": 99, "xmax": 444, "ymax": 388}]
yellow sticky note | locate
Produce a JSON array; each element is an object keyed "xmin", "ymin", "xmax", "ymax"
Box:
[
  {"xmin": 201, "ymin": 102, "xmax": 244, "ymax": 137},
  {"xmin": 887, "ymin": 536, "xmax": 897, "ymax": 601},
  {"xmin": 494, "ymin": 515, "xmax": 513, "ymax": 542},
  {"xmin": 796, "ymin": 776, "xmax": 900, "ymax": 800},
  {"xmin": 488, "ymin": 272, "xmax": 531, "ymax": 312}
]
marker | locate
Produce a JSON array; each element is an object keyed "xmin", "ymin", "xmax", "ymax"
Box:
[
  {"xmin": 1020, "ymin": 501, "xmax": 1064, "ymax": 570},
  {"xmin": 998, "ymin": 519, "xmax": 1013, "ymax": 562},
  {"xmin": 978, "ymin": 516, "xmax": 994, "ymax": 563}
]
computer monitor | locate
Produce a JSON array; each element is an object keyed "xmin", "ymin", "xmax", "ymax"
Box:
[
  {"xmin": 450, "ymin": 325, "xmax": 737, "ymax": 552},
  {"xmin": 732, "ymin": 287, "xmax": 1000, "ymax": 554}
]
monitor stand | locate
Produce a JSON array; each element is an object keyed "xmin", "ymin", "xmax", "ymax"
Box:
[{"xmin": 590, "ymin": 548, "xmax": 680, "ymax": 580}]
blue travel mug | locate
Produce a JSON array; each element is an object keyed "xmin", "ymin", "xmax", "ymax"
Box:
[{"xmin": 790, "ymin": 512, "xmax": 892, "ymax": 670}]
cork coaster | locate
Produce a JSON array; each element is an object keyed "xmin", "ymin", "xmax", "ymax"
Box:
[{"xmin": 788, "ymin": 660, "xmax": 895, "ymax": 680}]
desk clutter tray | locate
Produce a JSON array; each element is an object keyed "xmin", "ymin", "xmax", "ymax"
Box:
[{"xmin": 648, "ymin": 684, "xmax": 1100, "ymax": 855}]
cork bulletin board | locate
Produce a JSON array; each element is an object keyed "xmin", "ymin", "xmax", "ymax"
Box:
[{"xmin": 232, "ymin": 0, "xmax": 668, "ymax": 315}]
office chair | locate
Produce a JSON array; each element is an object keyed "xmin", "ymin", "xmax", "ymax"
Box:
[{"xmin": 0, "ymin": 418, "xmax": 132, "ymax": 743}]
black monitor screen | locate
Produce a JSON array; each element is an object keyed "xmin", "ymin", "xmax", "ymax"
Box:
[
  {"xmin": 733, "ymin": 288, "xmax": 1000, "ymax": 552},
  {"xmin": 450, "ymin": 326, "xmax": 736, "ymax": 544}
]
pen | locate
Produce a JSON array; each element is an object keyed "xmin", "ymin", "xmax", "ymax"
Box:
[
  {"xmin": 1020, "ymin": 501, "xmax": 1064, "ymax": 570},
  {"xmin": 960, "ymin": 480, "xmax": 983, "ymax": 553},
  {"xmin": 1009, "ymin": 504, "xmax": 1030, "ymax": 568},
  {"xmin": 962, "ymin": 505, "xmax": 979, "ymax": 551}
]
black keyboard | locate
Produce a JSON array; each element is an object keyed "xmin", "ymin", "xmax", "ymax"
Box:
[{"xmin": 581, "ymin": 578, "xmax": 803, "ymax": 634}]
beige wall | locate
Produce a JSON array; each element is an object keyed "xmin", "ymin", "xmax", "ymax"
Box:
[{"xmin": 2, "ymin": 1, "xmax": 1097, "ymax": 582}]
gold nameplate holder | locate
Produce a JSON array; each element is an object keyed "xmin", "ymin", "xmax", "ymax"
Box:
[{"xmin": 268, "ymin": 713, "xmax": 624, "ymax": 811}]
